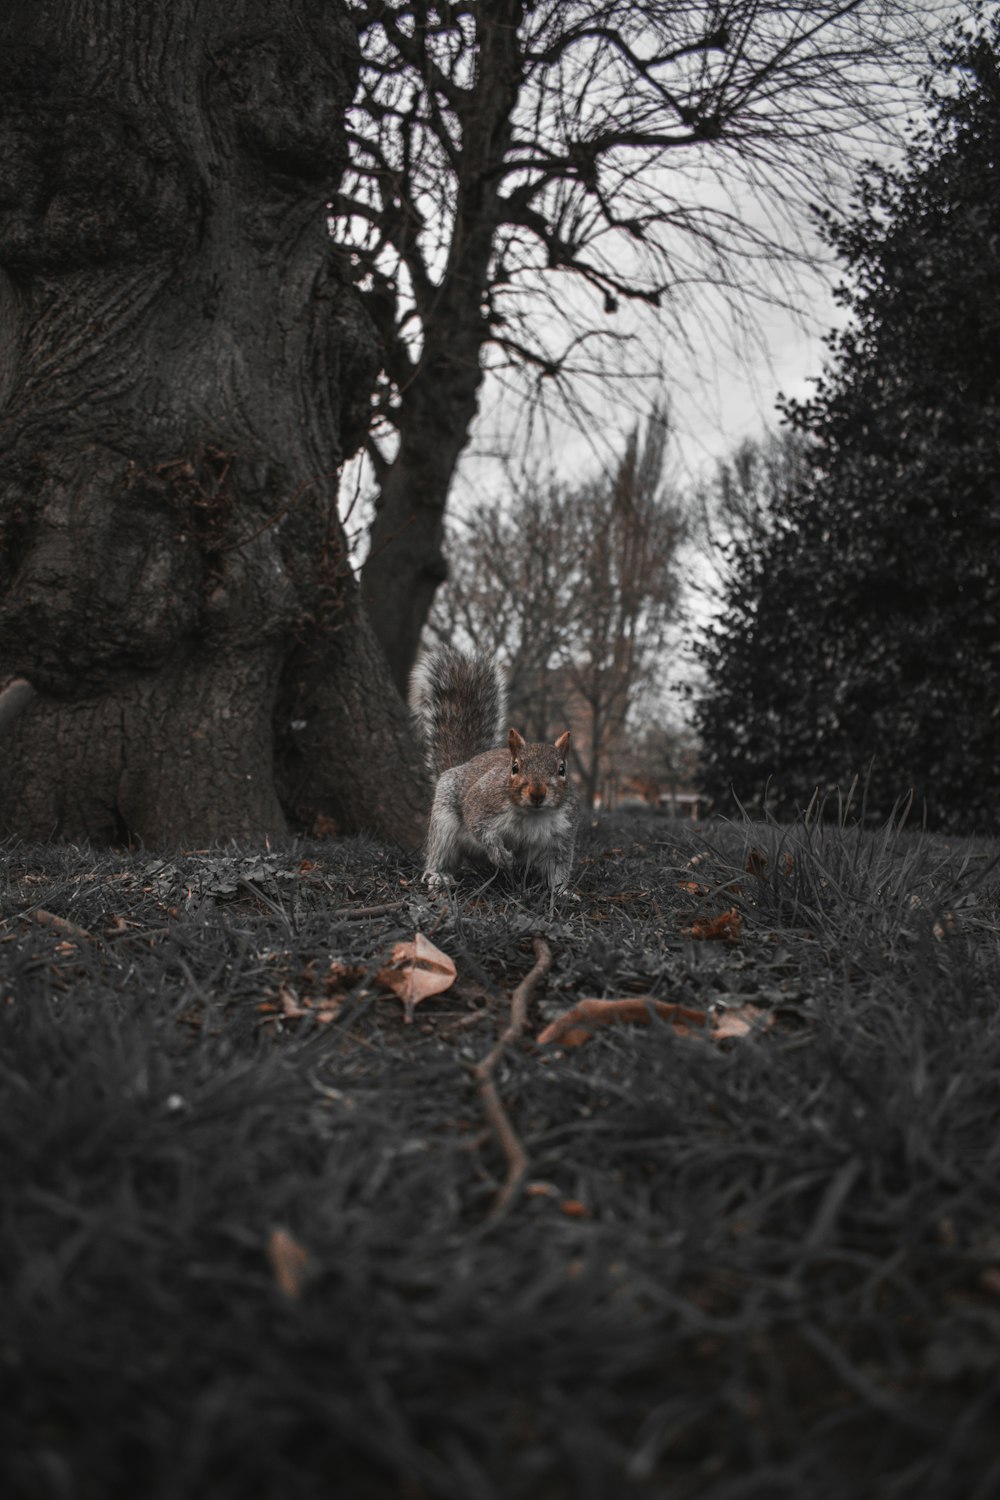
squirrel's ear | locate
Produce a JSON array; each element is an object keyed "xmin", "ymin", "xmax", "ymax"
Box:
[
  {"xmin": 555, "ymin": 731, "xmax": 571, "ymax": 754},
  {"xmin": 509, "ymin": 728, "xmax": 526, "ymax": 756}
]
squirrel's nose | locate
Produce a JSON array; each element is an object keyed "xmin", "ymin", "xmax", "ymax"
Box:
[{"xmin": 528, "ymin": 786, "xmax": 547, "ymax": 806}]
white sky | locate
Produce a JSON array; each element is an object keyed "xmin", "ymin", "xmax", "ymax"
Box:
[{"xmin": 449, "ymin": 255, "xmax": 845, "ymax": 511}]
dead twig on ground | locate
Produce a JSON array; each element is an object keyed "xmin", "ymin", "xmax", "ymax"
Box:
[
  {"xmin": 332, "ymin": 901, "xmax": 408, "ymax": 921},
  {"xmin": 472, "ymin": 936, "xmax": 552, "ymax": 1220}
]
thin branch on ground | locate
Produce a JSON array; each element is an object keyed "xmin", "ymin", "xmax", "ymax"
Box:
[{"xmin": 472, "ymin": 935, "xmax": 553, "ymax": 1220}]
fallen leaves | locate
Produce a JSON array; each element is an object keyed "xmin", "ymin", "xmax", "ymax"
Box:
[
  {"xmin": 537, "ymin": 995, "xmax": 772, "ymax": 1049},
  {"xmin": 538, "ymin": 997, "xmax": 707, "ymax": 1047},
  {"xmin": 258, "ymin": 935, "xmax": 458, "ymax": 1028},
  {"xmin": 377, "ymin": 934, "xmax": 457, "ymax": 1023},
  {"xmin": 266, "ymin": 1226, "xmax": 310, "ymax": 1301},
  {"xmin": 258, "ymin": 961, "xmax": 368, "ymax": 1026},
  {"xmin": 685, "ymin": 907, "xmax": 743, "ymax": 943},
  {"xmin": 711, "ymin": 1003, "xmax": 771, "ymax": 1040}
]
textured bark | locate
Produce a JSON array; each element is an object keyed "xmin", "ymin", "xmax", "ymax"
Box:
[
  {"xmin": 0, "ymin": 0, "xmax": 428, "ymax": 846},
  {"xmin": 361, "ymin": 363, "xmax": 482, "ymax": 693}
]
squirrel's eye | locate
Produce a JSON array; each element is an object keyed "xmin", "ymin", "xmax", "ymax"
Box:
[
  {"xmin": 511, "ymin": 759, "xmax": 519, "ymax": 775},
  {"xmin": 558, "ymin": 762, "xmax": 566, "ymax": 776}
]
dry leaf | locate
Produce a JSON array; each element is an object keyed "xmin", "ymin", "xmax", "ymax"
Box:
[
  {"xmin": 710, "ymin": 1003, "xmax": 772, "ymax": 1040},
  {"xmin": 524, "ymin": 1181, "xmax": 560, "ymax": 1199},
  {"xmin": 278, "ymin": 982, "xmax": 309, "ymax": 1019},
  {"xmin": 686, "ymin": 907, "xmax": 743, "ymax": 943},
  {"xmin": 33, "ymin": 909, "xmax": 92, "ymax": 942},
  {"xmin": 538, "ymin": 996, "xmax": 773, "ymax": 1050},
  {"xmin": 745, "ymin": 849, "xmax": 768, "ymax": 878},
  {"xmin": 559, "ymin": 1199, "xmax": 589, "ymax": 1218},
  {"xmin": 378, "ymin": 933, "xmax": 457, "ymax": 1022},
  {"xmin": 271, "ymin": 976, "xmax": 346, "ymax": 1026},
  {"xmin": 537, "ymin": 997, "xmax": 708, "ymax": 1048},
  {"xmin": 267, "ymin": 1225, "xmax": 310, "ymax": 1301},
  {"xmin": 323, "ymin": 960, "xmax": 365, "ymax": 993}
]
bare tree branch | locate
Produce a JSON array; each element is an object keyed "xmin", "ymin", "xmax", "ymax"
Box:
[{"xmin": 343, "ymin": 0, "xmax": 944, "ymax": 688}]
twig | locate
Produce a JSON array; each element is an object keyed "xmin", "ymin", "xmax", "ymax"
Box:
[
  {"xmin": 472, "ymin": 936, "xmax": 552, "ymax": 1220},
  {"xmin": 332, "ymin": 900, "xmax": 408, "ymax": 920},
  {"xmin": 31, "ymin": 909, "xmax": 93, "ymax": 942}
]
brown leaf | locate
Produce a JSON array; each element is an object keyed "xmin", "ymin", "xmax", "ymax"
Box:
[
  {"xmin": 524, "ymin": 1181, "xmax": 560, "ymax": 1200},
  {"xmin": 278, "ymin": 982, "xmax": 309, "ymax": 1019},
  {"xmin": 559, "ymin": 1199, "xmax": 589, "ymax": 1218},
  {"xmin": 33, "ymin": 909, "xmax": 92, "ymax": 942},
  {"xmin": 323, "ymin": 960, "xmax": 367, "ymax": 996},
  {"xmin": 266, "ymin": 1225, "xmax": 310, "ymax": 1301},
  {"xmin": 275, "ymin": 979, "xmax": 343, "ymax": 1025},
  {"xmin": 538, "ymin": 995, "xmax": 773, "ymax": 1050},
  {"xmin": 745, "ymin": 849, "xmax": 768, "ymax": 878},
  {"xmin": 686, "ymin": 907, "xmax": 743, "ymax": 943},
  {"xmin": 710, "ymin": 1003, "xmax": 773, "ymax": 1040},
  {"xmin": 537, "ymin": 997, "xmax": 708, "ymax": 1048},
  {"xmin": 377, "ymin": 933, "xmax": 457, "ymax": 1022}
]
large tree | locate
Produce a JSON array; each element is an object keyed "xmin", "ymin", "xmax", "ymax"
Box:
[
  {"xmin": 0, "ymin": 0, "xmax": 428, "ymax": 846},
  {"xmin": 695, "ymin": 9, "xmax": 1000, "ymax": 831},
  {"xmin": 341, "ymin": 0, "xmax": 940, "ymax": 690}
]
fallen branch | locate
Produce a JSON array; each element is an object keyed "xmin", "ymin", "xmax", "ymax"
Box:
[
  {"xmin": 538, "ymin": 996, "xmax": 707, "ymax": 1048},
  {"xmin": 536, "ymin": 995, "xmax": 772, "ymax": 1048},
  {"xmin": 333, "ymin": 900, "xmax": 408, "ymax": 921},
  {"xmin": 472, "ymin": 936, "xmax": 552, "ymax": 1220}
]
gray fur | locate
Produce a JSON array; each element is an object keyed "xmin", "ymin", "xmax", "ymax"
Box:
[
  {"xmin": 408, "ymin": 647, "xmax": 579, "ymax": 893},
  {"xmin": 409, "ymin": 646, "xmax": 507, "ymax": 777}
]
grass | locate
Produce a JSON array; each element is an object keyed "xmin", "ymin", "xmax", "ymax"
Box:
[{"xmin": 2, "ymin": 810, "xmax": 1000, "ymax": 1499}]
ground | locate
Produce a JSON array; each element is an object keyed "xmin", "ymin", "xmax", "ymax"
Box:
[{"xmin": 2, "ymin": 810, "xmax": 999, "ymax": 1499}]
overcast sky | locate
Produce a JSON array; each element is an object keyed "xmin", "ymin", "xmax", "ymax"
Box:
[{"xmin": 450, "ymin": 248, "xmax": 846, "ymax": 513}]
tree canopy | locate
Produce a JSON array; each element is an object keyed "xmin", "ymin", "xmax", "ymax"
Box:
[
  {"xmin": 341, "ymin": 0, "xmax": 939, "ymax": 688},
  {"xmin": 695, "ymin": 8, "xmax": 1000, "ymax": 832}
]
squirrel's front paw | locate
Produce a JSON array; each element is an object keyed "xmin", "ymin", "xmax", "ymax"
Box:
[{"xmin": 423, "ymin": 869, "xmax": 456, "ymax": 890}]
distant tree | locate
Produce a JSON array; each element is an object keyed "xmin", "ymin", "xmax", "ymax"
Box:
[
  {"xmin": 622, "ymin": 719, "xmax": 701, "ymax": 810},
  {"xmin": 695, "ymin": 10, "xmax": 1000, "ymax": 831},
  {"xmin": 429, "ymin": 407, "xmax": 684, "ymax": 804},
  {"xmin": 691, "ymin": 430, "xmax": 813, "ymax": 600},
  {"xmin": 342, "ymin": 0, "xmax": 938, "ymax": 690}
]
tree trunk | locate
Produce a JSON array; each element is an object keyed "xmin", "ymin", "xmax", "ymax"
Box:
[
  {"xmin": 361, "ymin": 345, "xmax": 484, "ymax": 694},
  {"xmin": 0, "ymin": 0, "xmax": 428, "ymax": 847},
  {"xmin": 359, "ymin": 3, "xmax": 525, "ymax": 694}
]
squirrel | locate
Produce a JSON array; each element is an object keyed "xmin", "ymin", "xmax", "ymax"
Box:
[{"xmin": 409, "ymin": 646, "xmax": 579, "ymax": 891}]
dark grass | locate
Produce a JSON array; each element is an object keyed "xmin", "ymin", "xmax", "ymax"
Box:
[{"xmin": 2, "ymin": 811, "xmax": 1000, "ymax": 1499}]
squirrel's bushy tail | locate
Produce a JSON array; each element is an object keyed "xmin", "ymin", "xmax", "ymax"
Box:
[{"xmin": 409, "ymin": 647, "xmax": 507, "ymax": 777}]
